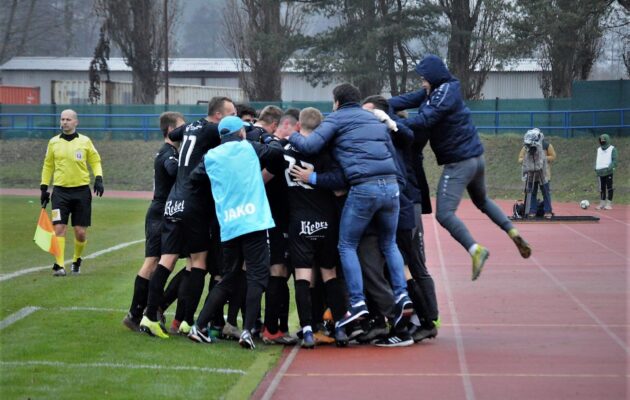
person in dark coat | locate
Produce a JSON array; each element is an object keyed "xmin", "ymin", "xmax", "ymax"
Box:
[{"xmin": 390, "ymin": 54, "xmax": 532, "ymax": 281}]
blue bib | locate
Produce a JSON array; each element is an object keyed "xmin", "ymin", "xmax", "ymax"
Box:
[{"xmin": 204, "ymin": 141, "xmax": 275, "ymax": 241}]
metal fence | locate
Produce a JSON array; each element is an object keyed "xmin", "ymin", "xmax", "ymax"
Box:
[{"xmin": 1, "ymin": 108, "xmax": 628, "ymax": 140}]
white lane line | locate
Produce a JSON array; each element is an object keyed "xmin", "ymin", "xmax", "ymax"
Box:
[
  {"xmin": 431, "ymin": 217, "xmax": 475, "ymax": 400},
  {"xmin": 561, "ymin": 224, "xmax": 628, "ymax": 261},
  {"xmin": 0, "ymin": 360, "xmax": 245, "ymax": 375},
  {"xmin": 531, "ymin": 255, "xmax": 629, "ymax": 355},
  {"xmin": 58, "ymin": 306, "xmax": 128, "ymax": 313},
  {"xmin": 594, "ymin": 211, "xmax": 630, "ymax": 227},
  {"xmin": 0, "ymin": 306, "xmax": 40, "ymax": 330},
  {"xmin": 0, "ymin": 239, "xmax": 144, "ymax": 282},
  {"xmin": 260, "ymin": 345, "xmax": 301, "ymax": 400},
  {"xmin": 284, "ymin": 372, "xmax": 627, "ymax": 378}
]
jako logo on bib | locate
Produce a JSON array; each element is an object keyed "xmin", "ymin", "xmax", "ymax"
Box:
[{"xmin": 224, "ymin": 203, "xmax": 256, "ymax": 222}]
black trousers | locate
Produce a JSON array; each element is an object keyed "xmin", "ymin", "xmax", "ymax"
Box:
[
  {"xmin": 407, "ymin": 203, "xmax": 439, "ymax": 325},
  {"xmin": 196, "ymin": 230, "xmax": 270, "ymax": 332},
  {"xmin": 599, "ymin": 174, "xmax": 614, "ymax": 201}
]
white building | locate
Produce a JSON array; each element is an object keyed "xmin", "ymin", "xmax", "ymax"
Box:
[{"xmin": 0, "ymin": 56, "xmax": 546, "ymax": 104}]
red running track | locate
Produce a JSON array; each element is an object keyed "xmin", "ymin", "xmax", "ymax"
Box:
[{"xmin": 253, "ymin": 200, "xmax": 628, "ymax": 400}]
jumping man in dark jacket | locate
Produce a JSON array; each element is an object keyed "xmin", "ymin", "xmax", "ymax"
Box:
[{"xmin": 389, "ymin": 55, "xmax": 532, "ymax": 280}]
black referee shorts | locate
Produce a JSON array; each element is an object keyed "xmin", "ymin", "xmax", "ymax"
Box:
[
  {"xmin": 288, "ymin": 220, "xmax": 337, "ymax": 269},
  {"xmin": 51, "ymin": 185, "xmax": 91, "ymax": 226}
]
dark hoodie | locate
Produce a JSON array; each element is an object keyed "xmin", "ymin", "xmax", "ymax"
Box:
[
  {"xmin": 389, "ymin": 54, "xmax": 484, "ymax": 165},
  {"xmin": 595, "ymin": 134, "xmax": 618, "ymax": 177}
]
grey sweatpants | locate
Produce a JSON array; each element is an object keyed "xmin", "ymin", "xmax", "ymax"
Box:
[{"xmin": 436, "ymin": 155, "xmax": 513, "ymax": 250}]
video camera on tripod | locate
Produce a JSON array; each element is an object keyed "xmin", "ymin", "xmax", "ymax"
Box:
[{"xmin": 520, "ymin": 128, "xmax": 548, "ymax": 218}]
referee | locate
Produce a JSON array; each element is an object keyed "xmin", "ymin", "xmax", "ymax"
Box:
[{"xmin": 40, "ymin": 109, "xmax": 104, "ymax": 276}]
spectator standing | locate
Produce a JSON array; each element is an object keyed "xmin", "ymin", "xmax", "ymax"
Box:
[{"xmin": 595, "ymin": 134, "xmax": 618, "ymax": 210}]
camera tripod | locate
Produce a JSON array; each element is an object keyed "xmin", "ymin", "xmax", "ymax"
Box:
[{"xmin": 523, "ymin": 170, "xmax": 544, "ymax": 218}]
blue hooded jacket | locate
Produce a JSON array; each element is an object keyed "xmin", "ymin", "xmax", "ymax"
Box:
[
  {"xmin": 389, "ymin": 54, "xmax": 484, "ymax": 165},
  {"xmin": 288, "ymin": 103, "xmax": 399, "ymax": 185}
]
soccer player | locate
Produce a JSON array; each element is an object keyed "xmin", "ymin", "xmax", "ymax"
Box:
[
  {"xmin": 40, "ymin": 109, "xmax": 104, "ymax": 276},
  {"xmin": 268, "ymin": 107, "xmax": 349, "ymax": 348},
  {"xmin": 187, "ymin": 116, "xmax": 284, "ymax": 349},
  {"xmin": 122, "ymin": 111, "xmax": 184, "ymax": 331},
  {"xmin": 288, "ymin": 83, "xmax": 413, "ymax": 334},
  {"xmin": 140, "ymin": 97, "xmax": 236, "ymax": 338},
  {"xmin": 389, "ymin": 54, "xmax": 532, "ymax": 280},
  {"xmin": 248, "ymin": 106, "xmax": 295, "ymax": 344}
]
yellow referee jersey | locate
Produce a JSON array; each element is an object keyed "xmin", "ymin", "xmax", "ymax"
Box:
[{"xmin": 40, "ymin": 133, "xmax": 103, "ymax": 188}]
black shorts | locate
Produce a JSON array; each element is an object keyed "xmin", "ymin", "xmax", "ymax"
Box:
[
  {"xmin": 144, "ymin": 202, "xmax": 164, "ymax": 258},
  {"xmin": 288, "ymin": 219, "xmax": 337, "ymax": 269},
  {"xmin": 51, "ymin": 185, "xmax": 91, "ymax": 226},
  {"xmin": 161, "ymin": 202, "xmax": 211, "ymax": 256},
  {"xmin": 268, "ymin": 226, "xmax": 289, "ymax": 266}
]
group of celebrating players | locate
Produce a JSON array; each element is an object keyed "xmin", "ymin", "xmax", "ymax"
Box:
[{"xmin": 119, "ymin": 55, "xmax": 532, "ymax": 350}]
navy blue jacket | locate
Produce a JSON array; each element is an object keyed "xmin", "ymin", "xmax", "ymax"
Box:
[
  {"xmin": 389, "ymin": 54, "xmax": 483, "ymax": 166},
  {"xmin": 288, "ymin": 103, "xmax": 399, "ymax": 185}
]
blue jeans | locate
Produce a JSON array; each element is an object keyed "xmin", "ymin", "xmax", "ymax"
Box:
[
  {"xmin": 338, "ymin": 178, "xmax": 407, "ymax": 306},
  {"xmin": 528, "ymin": 181, "xmax": 552, "ymax": 214}
]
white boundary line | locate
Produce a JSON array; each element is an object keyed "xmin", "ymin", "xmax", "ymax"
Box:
[
  {"xmin": 594, "ymin": 211, "xmax": 630, "ymax": 227},
  {"xmin": 0, "ymin": 360, "xmax": 245, "ymax": 375},
  {"xmin": 431, "ymin": 217, "xmax": 476, "ymax": 400},
  {"xmin": 260, "ymin": 345, "xmax": 300, "ymax": 400},
  {"xmin": 0, "ymin": 239, "xmax": 144, "ymax": 282},
  {"xmin": 561, "ymin": 224, "xmax": 628, "ymax": 261},
  {"xmin": 0, "ymin": 306, "xmax": 41, "ymax": 330},
  {"xmin": 531, "ymin": 255, "xmax": 629, "ymax": 355},
  {"xmin": 283, "ymin": 372, "xmax": 628, "ymax": 378}
]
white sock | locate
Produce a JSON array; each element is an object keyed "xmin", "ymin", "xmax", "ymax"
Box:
[
  {"xmin": 352, "ymin": 301, "xmax": 366, "ymax": 308},
  {"xmin": 302, "ymin": 325, "xmax": 312, "ymax": 334},
  {"xmin": 469, "ymin": 244, "xmax": 479, "ymax": 256}
]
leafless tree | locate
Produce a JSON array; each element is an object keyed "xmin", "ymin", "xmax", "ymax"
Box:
[
  {"xmin": 434, "ymin": 0, "xmax": 509, "ymax": 99},
  {"xmin": 94, "ymin": 0, "xmax": 179, "ymax": 104},
  {"xmin": 222, "ymin": 0, "xmax": 305, "ymax": 101}
]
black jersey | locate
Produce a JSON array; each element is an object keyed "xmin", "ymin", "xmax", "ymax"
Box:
[
  {"xmin": 152, "ymin": 143, "xmax": 179, "ymax": 203},
  {"xmin": 167, "ymin": 118, "xmax": 220, "ymax": 204},
  {"xmin": 269, "ymin": 142, "xmax": 338, "ymax": 223},
  {"xmin": 246, "ymin": 127, "xmax": 290, "ymax": 229}
]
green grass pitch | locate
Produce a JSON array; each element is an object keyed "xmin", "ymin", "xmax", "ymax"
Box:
[{"xmin": 0, "ymin": 196, "xmax": 283, "ymax": 399}]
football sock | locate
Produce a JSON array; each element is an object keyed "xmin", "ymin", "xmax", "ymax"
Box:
[
  {"xmin": 184, "ymin": 268, "xmax": 206, "ymax": 325},
  {"xmin": 264, "ymin": 276, "xmax": 284, "ymax": 334},
  {"xmin": 73, "ymin": 239, "xmax": 86, "ymax": 262},
  {"xmin": 468, "ymin": 243, "xmax": 479, "ymax": 256},
  {"xmin": 324, "ymin": 278, "xmax": 347, "ymax": 322},
  {"xmin": 129, "ymin": 275, "xmax": 149, "ymax": 319},
  {"xmin": 55, "ymin": 236, "xmax": 65, "ymax": 267},
  {"xmin": 162, "ymin": 268, "xmax": 187, "ymax": 311},
  {"xmin": 145, "ymin": 264, "xmax": 171, "ymax": 321},
  {"xmin": 295, "ymin": 279, "xmax": 312, "ymax": 329},
  {"xmin": 310, "ymin": 282, "xmax": 325, "ymax": 326},
  {"xmin": 278, "ymin": 277, "xmax": 290, "ymax": 333}
]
